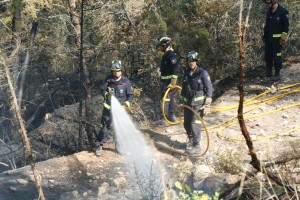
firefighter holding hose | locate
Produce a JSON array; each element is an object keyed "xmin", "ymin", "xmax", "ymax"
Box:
[
  {"xmin": 95, "ymin": 59, "xmax": 134, "ymax": 156},
  {"xmin": 180, "ymin": 51, "xmax": 213, "ymax": 154}
]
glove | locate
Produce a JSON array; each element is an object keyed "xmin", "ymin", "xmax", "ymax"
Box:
[
  {"xmin": 205, "ymin": 97, "xmax": 212, "ymax": 105},
  {"xmin": 203, "ymin": 97, "xmax": 212, "ymax": 116},
  {"xmin": 280, "ymin": 33, "xmax": 287, "ymax": 45},
  {"xmin": 279, "ymin": 38, "xmax": 286, "ymax": 45},
  {"xmin": 108, "ymin": 87, "xmax": 115, "ymax": 96},
  {"xmin": 178, "ymin": 96, "xmax": 185, "ymax": 105},
  {"xmin": 104, "ymin": 92, "xmax": 111, "ymax": 104},
  {"xmin": 122, "ymin": 101, "xmax": 130, "ymax": 110},
  {"xmin": 168, "ymin": 77, "xmax": 177, "ymax": 89},
  {"xmin": 203, "ymin": 105, "xmax": 211, "ymax": 116},
  {"xmin": 124, "ymin": 101, "xmax": 130, "ymax": 107}
]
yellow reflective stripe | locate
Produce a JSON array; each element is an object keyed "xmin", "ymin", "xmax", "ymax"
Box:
[
  {"xmin": 159, "ymin": 36, "xmax": 170, "ymax": 42},
  {"xmin": 103, "ymin": 103, "xmax": 111, "ymax": 109},
  {"xmin": 182, "ymin": 96, "xmax": 206, "ymax": 102},
  {"xmin": 161, "ymin": 75, "xmax": 178, "ymax": 80},
  {"xmin": 273, "ymin": 34, "xmax": 281, "ymax": 38},
  {"xmin": 104, "ymin": 92, "xmax": 108, "ymax": 98},
  {"xmin": 282, "ymin": 32, "xmax": 288, "ymax": 36},
  {"xmin": 161, "ymin": 75, "xmax": 172, "ymax": 80},
  {"xmin": 277, "ymin": 53, "xmax": 282, "ymax": 56},
  {"xmin": 194, "ymin": 96, "xmax": 205, "ymax": 101},
  {"xmin": 165, "ymin": 98, "xmax": 170, "ymax": 102},
  {"xmin": 194, "ymin": 120, "xmax": 202, "ymax": 124}
]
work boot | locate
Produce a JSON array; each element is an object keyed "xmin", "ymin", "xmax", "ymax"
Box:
[
  {"xmin": 155, "ymin": 119, "xmax": 167, "ymax": 125},
  {"xmin": 272, "ymin": 74, "xmax": 281, "ymax": 81},
  {"xmin": 259, "ymin": 71, "xmax": 272, "ymax": 78},
  {"xmin": 95, "ymin": 143, "xmax": 103, "ymax": 156},
  {"xmin": 167, "ymin": 114, "xmax": 177, "ymax": 122},
  {"xmin": 186, "ymin": 138, "xmax": 193, "ymax": 150},
  {"xmin": 186, "ymin": 144, "xmax": 201, "ymax": 155}
]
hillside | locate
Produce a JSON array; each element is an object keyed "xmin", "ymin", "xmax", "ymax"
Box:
[{"xmin": 0, "ymin": 58, "xmax": 300, "ymax": 200}]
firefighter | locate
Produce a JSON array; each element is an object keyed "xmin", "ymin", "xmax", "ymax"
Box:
[
  {"xmin": 157, "ymin": 34, "xmax": 181, "ymax": 123},
  {"xmin": 262, "ymin": 0, "xmax": 289, "ymax": 81},
  {"xmin": 180, "ymin": 51, "xmax": 213, "ymax": 154},
  {"xmin": 95, "ymin": 59, "xmax": 134, "ymax": 156}
]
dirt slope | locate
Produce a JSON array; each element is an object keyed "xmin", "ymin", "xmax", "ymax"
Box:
[{"xmin": 0, "ymin": 58, "xmax": 299, "ymax": 199}]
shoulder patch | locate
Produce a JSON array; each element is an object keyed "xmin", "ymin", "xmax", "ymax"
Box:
[
  {"xmin": 171, "ymin": 58, "xmax": 177, "ymax": 64},
  {"xmin": 206, "ymin": 76, "xmax": 211, "ymax": 81}
]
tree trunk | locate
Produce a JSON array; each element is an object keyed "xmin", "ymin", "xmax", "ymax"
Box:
[
  {"xmin": 68, "ymin": 0, "xmax": 95, "ymax": 149},
  {"xmin": 237, "ymin": 0, "xmax": 294, "ymax": 192},
  {"xmin": 1, "ymin": 56, "xmax": 46, "ymax": 200}
]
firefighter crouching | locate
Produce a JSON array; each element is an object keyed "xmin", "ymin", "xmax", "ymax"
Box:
[
  {"xmin": 95, "ymin": 59, "xmax": 134, "ymax": 156},
  {"xmin": 180, "ymin": 51, "xmax": 213, "ymax": 154}
]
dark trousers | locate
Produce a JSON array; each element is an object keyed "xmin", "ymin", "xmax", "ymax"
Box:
[
  {"xmin": 183, "ymin": 104, "xmax": 203, "ymax": 145},
  {"xmin": 96, "ymin": 107, "xmax": 112, "ymax": 145},
  {"xmin": 265, "ymin": 38, "xmax": 282, "ymax": 76},
  {"xmin": 161, "ymin": 81, "xmax": 176, "ymax": 116}
]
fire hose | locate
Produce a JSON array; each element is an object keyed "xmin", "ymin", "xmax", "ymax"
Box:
[
  {"xmin": 157, "ymin": 82, "xmax": 300, "ymax": 156},
  {"xmin": 159, "ymin": 86, "xmax": 210, "ymax": 157}
]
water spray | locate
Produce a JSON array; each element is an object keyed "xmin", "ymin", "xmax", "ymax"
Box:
[{"xmin": 110, "ymin": 96, "xmax": 165, "ymax": 199}]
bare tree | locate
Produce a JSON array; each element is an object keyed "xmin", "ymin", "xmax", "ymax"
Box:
[
  {"xmin": 68, "ymin": 0, "xmax": 95, "ymax": 149},
  {"xmin": 0, "ymin": 41, "xmax": 46, "ymax": 200},
  {"xmin": 237, "ymin": 0, "xmax": 293, "ymax": 193}
]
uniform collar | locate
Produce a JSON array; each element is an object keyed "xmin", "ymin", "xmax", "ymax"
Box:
[{"xmin": 269, "ymin": 3, "xmax": 281, "ymax": 14}]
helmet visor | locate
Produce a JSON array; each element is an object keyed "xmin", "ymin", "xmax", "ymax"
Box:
[
  {"xmin": 187, "ymin": 57, "xmax": 197, "ymax": 62},
  {"xmin": 111, "ymin": 64, "xmax": 122, "ymax": 71},
  {"xmin": 186, "ymin": 51, "xmax": 198, "ymax": 61}
]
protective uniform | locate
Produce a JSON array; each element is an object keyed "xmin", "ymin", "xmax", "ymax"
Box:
[
  {"xmin": 95, "ymin": 60, "xmax": 133, "ymax": 155},
  {"xmin": 263, "ymin": 2, "xmax": 289, "ymax": 80},
  {"xmin": 181, "ymin": 52, "xmax": 213, "ymax": 154},
  {"xmin": 158, "ymin": 35, "xmax": 181, "ymax": 121}
]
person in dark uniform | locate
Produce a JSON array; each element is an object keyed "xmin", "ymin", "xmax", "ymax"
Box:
[
  {"xmin": 262, "ymin": 0, "xmax": 289, "ymax": 81},
  {"xmin": 157, "ymin": 34, "xmax": 181, "ymax": 123},
  {"xmin": 95, "ymin": 59, "xmax": 134, "ymax": 156},
  {"xmin": 180, "ymin": 51, "xmax": 213, "ymax": 154}
]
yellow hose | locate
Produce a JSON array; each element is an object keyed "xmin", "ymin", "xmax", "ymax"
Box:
[
  {"xmin": 211, "ymin": 83, "xmax": 300, "ymax": 112},
  {"xmin": 160, "ymin": 86, "xmax": 209, "ymax": 157},
  {"xmin": 156, "ymin": 104, "xmax": 210, "ymax": 157},
  {"xmin": 217, "ymin": 101, "xmax": 300, "ymax": 141},
  {"xmin": 159, "ymin": 82, "xmax": 300, "ymax": 150},
  {"xmin": 162, "ymin": 86, "xmax": 182, "ymax": 125},
  {"xmin": 206, "ymin": 87, "xmax": 300, "ymax": 131}
]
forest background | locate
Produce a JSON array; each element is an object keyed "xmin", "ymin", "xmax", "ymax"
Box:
[{"xmin": 0, "ymin": 0, "xmax": 300, "ymax": 171}]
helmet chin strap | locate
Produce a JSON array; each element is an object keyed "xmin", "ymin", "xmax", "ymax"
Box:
[
  {"xmin": 161, "ymin": 45, "xmax": 172, "ymax": 52},
  {"xmin": 271, "ymin": 0, "xmax": 277, "ymax": 5}
]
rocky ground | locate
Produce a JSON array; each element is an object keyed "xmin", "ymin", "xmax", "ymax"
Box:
[{"xmin": 0, "ymin": 57, "xmax": 300, "ymax": 200}]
